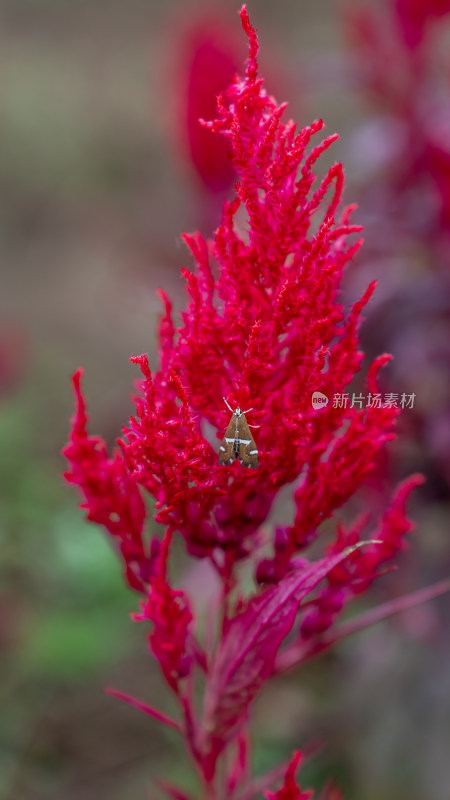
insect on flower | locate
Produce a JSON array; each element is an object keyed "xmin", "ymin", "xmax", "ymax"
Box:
[{"xmin": 218, "ymin": 397, "xmax": 259, "ymax": 468}]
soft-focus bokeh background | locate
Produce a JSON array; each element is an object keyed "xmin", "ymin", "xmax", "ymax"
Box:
[{"xmin": 1, "ymin": 1, "xmax": 449, "ymax": 798}]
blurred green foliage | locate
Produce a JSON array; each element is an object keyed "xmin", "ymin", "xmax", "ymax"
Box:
[
  {"xmin": 0, "ymin": 388, "xmax": 141, "ymax": 798},
  {"xmin": 0, "ymin": 388, "xmax": 133, "ymax": 674}
]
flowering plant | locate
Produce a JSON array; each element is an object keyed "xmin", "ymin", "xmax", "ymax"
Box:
[{"xmin": 63, "ymin": 7, "xmax": 448, "ymax": 798}]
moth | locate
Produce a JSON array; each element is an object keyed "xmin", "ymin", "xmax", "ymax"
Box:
[{"xmin": 218, "ymin": 398, "xmax": 259, "ymax": 469}]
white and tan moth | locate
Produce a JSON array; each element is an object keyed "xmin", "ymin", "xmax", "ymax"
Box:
[{"xmin": 218, "ymin": 398, "xmax": 259, "ymax": 469}]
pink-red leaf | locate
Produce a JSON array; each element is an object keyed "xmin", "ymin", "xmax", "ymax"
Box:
[
  {"xmin": 275, "ymin": 574, "xmax": 450, "ymax": 674},
  {"xmin": 104, "ymin": 688, "xmax": 181, "ymax": 732},
  {"xmin": 200, "ymin": 543, "xmax": 375, "ymax": 776}
]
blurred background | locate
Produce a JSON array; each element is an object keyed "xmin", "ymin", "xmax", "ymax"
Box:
[{"xmin": 1, "ymin": 1, "xmax": 450, "ymax": 798}]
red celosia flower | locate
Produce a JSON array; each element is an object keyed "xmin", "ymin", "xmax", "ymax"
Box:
[
  {"xmin": 62, "ymin": 6, "xmax": 439, "ymax": 798},
  {"xmin": 64, "ymin": 8, "xmax": 409, "ymax": 591},
  {"xmin": 117, "ymin": 11, "xmax": 402, "ymax": 588}
]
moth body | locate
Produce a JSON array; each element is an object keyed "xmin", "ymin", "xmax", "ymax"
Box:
[{"xmin": 218, "ymin": 402, "xmax": 258, "ymax": 468}]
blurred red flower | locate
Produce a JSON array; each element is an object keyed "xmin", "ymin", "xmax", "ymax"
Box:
[
  {"xmin": 342, "ymin": 0, "xmax": 450, "ymax": 491},
  {"xmin": 394, "ymin": 0, "xmax": 450, "ymax": 49},
  {"xmin": 173, "ymin": 11, "xmax": 241, "ymax": 193}
]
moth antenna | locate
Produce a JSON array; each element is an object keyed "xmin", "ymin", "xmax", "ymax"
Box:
[
  {"xmin": 242, "ymin": 407, "xmax": 253, "ymax": 414},
  {"xmin": 223, "ymin": 397, "xmax": 234, "ymax": 413}
]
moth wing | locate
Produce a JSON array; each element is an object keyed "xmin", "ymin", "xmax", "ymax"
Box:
[
  {"xmin": 237, "ymin": 414, "xmax": 258, "ymax": 469},
  {"xmin": 218, "ymin": 416, "xmax": 236, "ymax": 465}
]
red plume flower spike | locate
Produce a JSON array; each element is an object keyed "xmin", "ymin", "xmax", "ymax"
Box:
[
  {"xmin": 61, "ymin": 6, "xmax": 436, "ymax": 798},
  {"xmin": 132, "ymin": 531, "xmax": 194, "ymax": 693},
  {"xmin": 63, "ymin": 368, "xmax": 150, "ymax": 593}
]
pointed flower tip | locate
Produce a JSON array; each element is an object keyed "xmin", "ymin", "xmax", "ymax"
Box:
[
  {"xmin": 239, "ymin": 4, "xmax": 253, "ymax": 36},
  {"xmin": 265, "ymin": 750, "xmax": 313, "ymax": 799},
  {"xmin": 69, "ymin": 368, "xmax": 88, "ymax": 436},
  {"xmin": 397, "ymin": 473, "xmax": 426, "ymax": 499},
  {"xmin": 157, "ymin": 287, "xmax": 172, "ymax": 306},
  {"xmin": 129, "ymin": 352, "xmax": 148, "ymax": 363},
  {"xmin": 360, "ymin": 280, "xmax": 377, "ymax": 306},
  {"xmin": 239, "ymin": 4, "xmax": 259, "ymax": 80},
  {"xmin": 367, "ymin": 351, "xmax": 394, "ymax": 393},
  {"xmin": 289, "ymin": 750, "xmax": 303, "ymax": 772},
  {"xmin": 71, "ymin": 367, "xmax": 84, "ymax": 396},
  {"xmin": 408, "ymin": 472, "xmax": 426, "ymax": 486}
]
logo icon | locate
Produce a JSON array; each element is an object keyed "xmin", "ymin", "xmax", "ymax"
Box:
[{"xmin": 312, "ymin": 391, "xmax": 329, "ymax": 409}]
